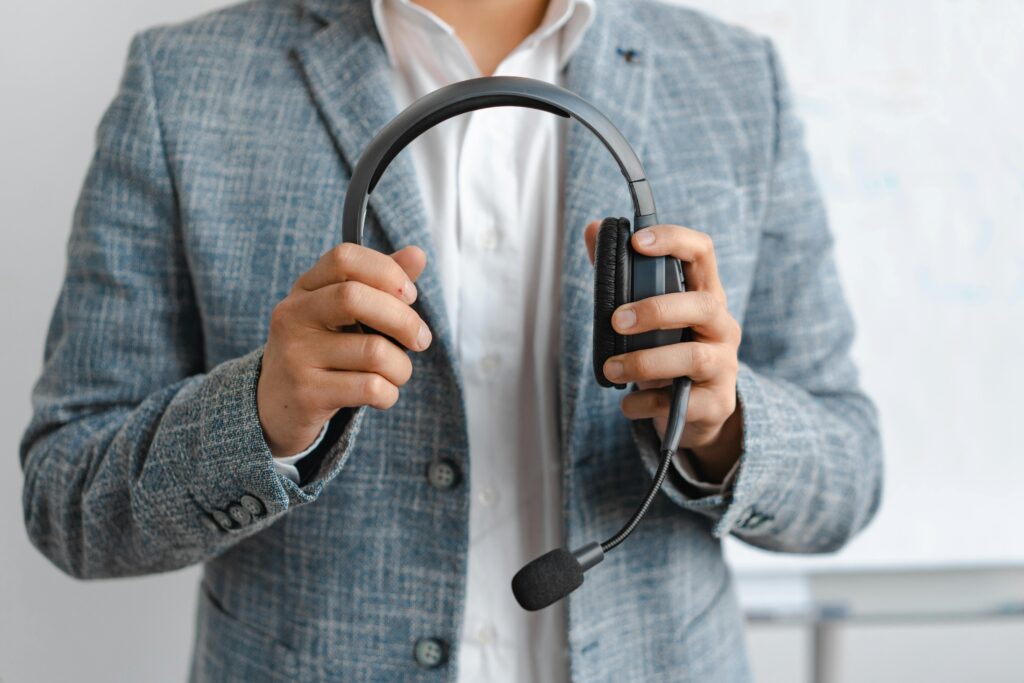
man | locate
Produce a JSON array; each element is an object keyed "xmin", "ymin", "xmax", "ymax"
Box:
[{"xmin": 20, "ymin": 0, "xmax": 882, "ymax": 680}]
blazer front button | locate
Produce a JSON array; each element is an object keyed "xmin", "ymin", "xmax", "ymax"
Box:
[
  {"xmin": 426, "ymin": 459, "xmax": 461, "ymax": 490},
  {"xmin": 414, "ymin": 637, "xmax": 447, "ymax": 668}
]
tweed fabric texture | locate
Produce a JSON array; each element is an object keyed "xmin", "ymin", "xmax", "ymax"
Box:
[{"xmin": 21, "ymin": 0, "xmax": 882, "ymax": 680}]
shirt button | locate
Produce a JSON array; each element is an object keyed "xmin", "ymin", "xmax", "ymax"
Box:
[
  {"xmin": 476, "ymin": 624, "xmax": 496, "ymax": 646},
  {"xmin": 228, "ymin": 504, "xmax": 252, "ymax": 526},
  {"xmin": 480, "ymin": 354, "xmax": 501, "ymax": 375},
  {"xmin": 211, "ymin": 510, "xmax": 234, "ymax": 531},
  {"xmin": 478, "ymin": 228, "xmax": 500, "ymax": 251},
  {"xmin": 426, "ymin": 459, "xmax": 461, "ymax": 490},
  {"xmin": 477, "ymin": 486, "xmax": 499, "ymax": 506},
  {"xmin": 239, "ymin": 494, "xmax": 265, "ymax": 516},
  {"xmin": 413, "ymin": 637, "xmax": 447, "ymax": 668}
]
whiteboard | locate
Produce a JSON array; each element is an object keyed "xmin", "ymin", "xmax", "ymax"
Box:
[{"xmin": 669, "ymin": 0, "xmax": 1024, "ymax": 570}]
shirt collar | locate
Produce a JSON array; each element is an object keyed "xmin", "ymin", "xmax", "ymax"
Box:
[{"xmin": 371, "ymin": 0, "xmax": 596, "ymax": 70}]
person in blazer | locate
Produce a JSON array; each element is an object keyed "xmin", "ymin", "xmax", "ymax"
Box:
[{"xmin": 20, "ymin": 0, "xmax": 882, "ymax": 680}]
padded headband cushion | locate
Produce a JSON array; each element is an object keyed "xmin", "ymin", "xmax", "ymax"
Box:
[{"xmin": 593, "ymin": 217, "xmax": 632, "ymax": 389}]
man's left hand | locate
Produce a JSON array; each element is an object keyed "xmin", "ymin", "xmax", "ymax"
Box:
[{"xmin": 584, "ymin": 221, "xmax": 743, "ymax": 483}]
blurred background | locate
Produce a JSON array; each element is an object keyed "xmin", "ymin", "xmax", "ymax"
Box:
[{"xmin": 1, "ymin": 1, "xmax": 1022, "ymax": 681}]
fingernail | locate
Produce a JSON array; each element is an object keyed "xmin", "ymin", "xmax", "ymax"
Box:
[
  {"xmin": 402, "ymin": 279, "xmax": 417, "ymax": 304},
  {"xmin": 605, "ymin": 360, "xmax": 624, "ymax": 381},
  {"xmin": 635, "ymin": 229, "xmax": 655, "ymax": 247},
  {"xmin": 416, "ymin": 322, "xmax": 432, "ymax": 350},
  {"xmin": 613, "ymin": 307, "xmax": 636, "ymax": 330}
]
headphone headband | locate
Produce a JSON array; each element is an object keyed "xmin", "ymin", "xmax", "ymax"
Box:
[
  {"xmin": 342, "ymin": 76, "xmax": 657, "ymax": 245},
  {"xmin": 334, "ymin": 76, "xmax": 690, "ymax": 611}
]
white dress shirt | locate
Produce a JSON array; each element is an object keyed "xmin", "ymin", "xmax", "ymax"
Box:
[
  {"xmin": 369, "ymin": 2, "xmax": 593, "ymax": 681},
  {"xmin": 274, "ymin": 1, "xmax": 732, "ymax": 680}
]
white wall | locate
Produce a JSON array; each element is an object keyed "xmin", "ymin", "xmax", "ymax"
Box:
[
  {"xmin": 0, "ymin": 3, "xmax": 223, "ymax": 681},
  {"xmin": 1, "ymin": 1, "xmax": 1021, "ymax": 682},
  {"xmin": 678, "ymin": 0, "xmax": 1024, "ymax": 572}
]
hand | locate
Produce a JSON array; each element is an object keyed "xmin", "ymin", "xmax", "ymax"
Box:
[
  {"xmin": 257, "ymin": 243, "xmax": 431, "ymax": 456},
  {"xmin": 584, "ymin": 221, "xmax": 743, "ymax": 482}
]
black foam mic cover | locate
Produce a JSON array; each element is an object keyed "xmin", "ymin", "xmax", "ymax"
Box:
[{"xmin": 511, "ymin": 548, "xmax": 583, "ymax": 612}]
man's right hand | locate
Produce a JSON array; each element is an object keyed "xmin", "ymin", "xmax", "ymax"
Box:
[{"xmin": 257, "ymin": 243, "xmax": 431, "ymax": 456}]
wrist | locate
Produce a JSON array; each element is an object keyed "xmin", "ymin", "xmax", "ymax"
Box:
[{"xmin": 686, "ymin": 404, "xmax": 743, "ymax": 484}]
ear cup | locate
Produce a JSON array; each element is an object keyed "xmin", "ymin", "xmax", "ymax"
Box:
[{"xmin": 593, "ymin": 217, "xmax": 632, "ymax": 388}]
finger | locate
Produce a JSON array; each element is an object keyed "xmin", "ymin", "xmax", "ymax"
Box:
[
  {"xmin": 620, "ymin": 385, "xmax": 733, "ymax": 429},
  {"xmin": 302, "ymin": 331, "xmax": 414, "ymax": 386},
  {"xmin": 621, "ymin": 386, "xmax": 673, "ymax": 420},
  {"xmin": 635, "ymin": 378, "xmax": 671, "ymax": 391},
  {"xmin": 295, "ymin": 243, "xmax": 418, "ymax": 304},
  {"xmin": 630, "ymin": 224, "xmax": 726, "ymax": 300},
  {"xmin": 611, "ymin": 291, "xmax": 740, "ymax": 341},
  {"xmin": 311, "ymin": 369, "xmax": 401, "ymax": 411},
  {"xmin": 583, "ymin": 220, "xmax": 601, "ymax": 265},
  {"xmin": 603, "ymin": 342, "xmax": 727, "ymax": 385},
  {"xmin": 301, "ymin": 281, "xmax": 431, "ymax": 351},
  {"xmin": 391, "ymin": 245, "xmax": 427, "ymax": 283}
]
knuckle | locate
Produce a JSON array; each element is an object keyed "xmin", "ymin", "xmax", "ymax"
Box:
[
  {"xmin": 697, "ymin": 231, "xmax": 714, "ymax": 256},
  {"xmin": 690, "ymin": 344, "xmax": 713, "ymax": 375},
  {"xmin": 269, "ymin": 299, "xmax": 293, "ymax": 332},
  {"xmin": 365, "ymin": 373, "xmax": 387, "ymax": 397},
  {"xmin": 362, "ymin": 335, "xmax": 390, "ymax": 369},
  {"xmin": 330, "ymin": 243, "xmax": 355, "ymax": 272},
  {"xmin": 394, "ymin": 355, "xmax": 414, "ymax": 386},
  {"xmin": 728, "ymin": 318, "xmax": 743, "ymax": 344},
  {"xmin": 362, "ymin": 374, "xmax": 391, "ymax": 406},
  {"xmin": 336, "ymin": 280, "xmax": 362, "ymax": 310}
]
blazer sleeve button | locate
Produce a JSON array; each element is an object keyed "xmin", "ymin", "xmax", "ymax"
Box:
[
  {"xmin": 239, "ymin": 494, "xmax": 266, "ymax": 516},
  {"xmin": 211, "ymin": 509, "xmax": 235, "ymax": 531},
  {"xmin": 200, "ymin": 514, "xmax": 221, "ymax": 533},
  {"xmin": 228, "ymin": 504, "xmax": 252, "ymax": 526}
]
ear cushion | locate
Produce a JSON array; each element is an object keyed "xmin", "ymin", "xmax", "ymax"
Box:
[{"xmin": 593, "ymin": 217, "xmax": 632, "ymax": 388}]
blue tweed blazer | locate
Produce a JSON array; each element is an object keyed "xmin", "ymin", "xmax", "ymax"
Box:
[{"xmin": 21, "ymin": 0, "xmax": 882, "ymax": 680}]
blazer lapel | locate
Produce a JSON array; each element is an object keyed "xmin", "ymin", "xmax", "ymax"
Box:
[
  {"xmin": 559, "ymin": 1, "xmax": 654, "ymax": 458},
  {"xmin": 293, "ymin": 0, "xmax": 459, "ymax": 382}
]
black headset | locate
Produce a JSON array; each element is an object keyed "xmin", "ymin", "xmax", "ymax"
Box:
[{"xmin": 342, "ymin": 76, "xmax": 693, "ymax": 611}]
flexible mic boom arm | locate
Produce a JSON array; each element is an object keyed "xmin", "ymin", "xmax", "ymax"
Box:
[{"xmin": 511, "ymin": 376, "xmax": 691, "ymax": 611}]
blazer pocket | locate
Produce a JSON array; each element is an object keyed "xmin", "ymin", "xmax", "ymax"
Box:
[{"xmin": 190, "ymin": 583, "xmax": 298, "ymax": 683}]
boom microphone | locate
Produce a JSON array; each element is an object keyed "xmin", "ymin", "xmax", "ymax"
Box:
[{"xmin": 512, "ymin": 377, "xmax": 692, "ymax": 611}]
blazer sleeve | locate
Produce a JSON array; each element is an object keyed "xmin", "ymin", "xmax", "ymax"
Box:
[
  {"xmin": 19, "ymin": 32, "xmax": 364, "ymax": 580},
  {"xmin": 633, "ymin": 39, "xmax": 883, "ymax": 554}
]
